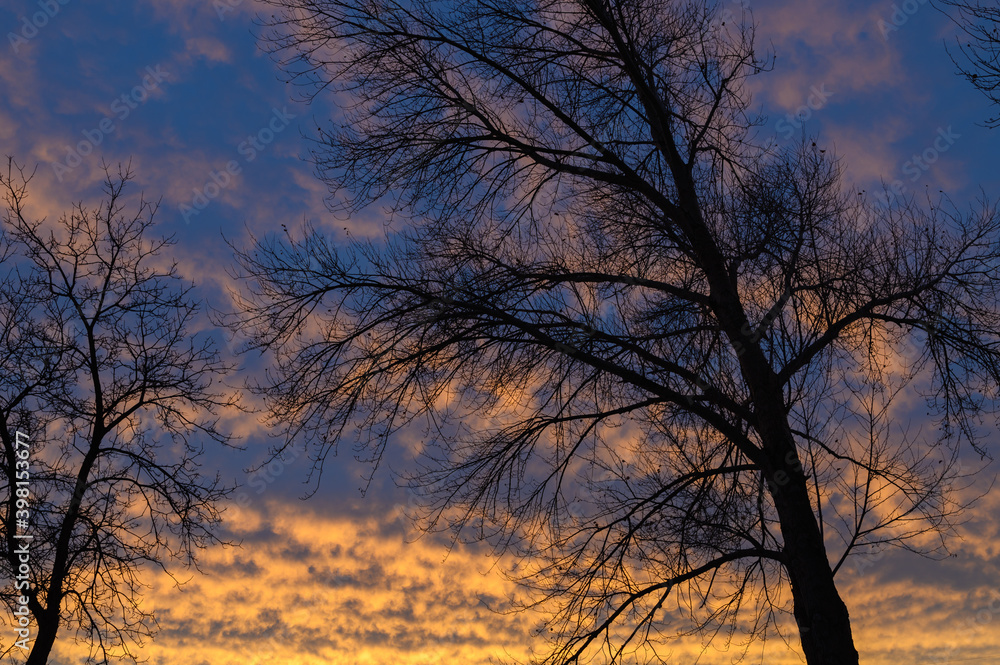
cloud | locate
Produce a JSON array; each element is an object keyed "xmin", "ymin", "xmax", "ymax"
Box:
[
  {"xmin": 180, "ymin": 35, "xmax": 234, "ymax": 64},
  {"xmin": 94, "ymin": 500, "xmax": 539, "ymax": 665}
]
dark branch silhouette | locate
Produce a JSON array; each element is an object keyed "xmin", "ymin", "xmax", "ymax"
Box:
[{"xmin": 937, "ymin": 0, "xmax": 1000, "ymax": 127}]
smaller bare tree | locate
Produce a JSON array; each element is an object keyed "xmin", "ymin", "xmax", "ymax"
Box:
[{"xmin": 0, "ymin": 160, "xmax": 237, "ymax": 665}]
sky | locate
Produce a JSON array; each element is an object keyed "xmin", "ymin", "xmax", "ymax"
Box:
[{"xmin": 1, "ymin": 0, "xmax": 1000, "ymax": 663}]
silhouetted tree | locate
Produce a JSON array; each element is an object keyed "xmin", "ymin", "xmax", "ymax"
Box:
[
  {"xmin": 231, "ymin": 2, "xmax": 999, "ymax": 664},
  {"xmin": 938, "ymin": 0, "xmax": 1000, "ymax": 126},
  {"xmin": 0, "ymin": 161, "xmax": 236, "ymax": 665}
]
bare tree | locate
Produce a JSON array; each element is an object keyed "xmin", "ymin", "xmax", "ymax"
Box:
[
  {"xmin": 937, "ymin": 0, "xmax": 1000, "ymax": 127},
  {"xmin": 229, "ymin": 2, "xmax": 1000, "ymax": 664},
  {"xmin": 0, "ymin": 161, "xmax": 237, "ymax": 665}
]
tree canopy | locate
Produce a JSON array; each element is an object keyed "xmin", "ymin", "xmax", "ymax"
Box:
[
  {"xmin": 228, "ymin": 1, "xmax": 1000, "ymax": 663},
  {"xmin": 0, "ymin": 162, "xmax": 236, "ymax": 665}
]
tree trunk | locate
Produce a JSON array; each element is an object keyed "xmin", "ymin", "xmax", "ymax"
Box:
[
  {"xmin": 25, "ymin": 611, "xmax": 59, "ymax": 665},
  {"xmin": 772, "ymin": 474, "xmax": 860, "ymax": 664},
  {"xmin": 711, "ymin": 269, "xmax": 860, "ymax": 664},
  {"xmin": 758, "ymin": 404, "xmax": 860, "ymax": 665}
]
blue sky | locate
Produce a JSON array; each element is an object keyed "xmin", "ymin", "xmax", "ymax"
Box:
[{"xmin": 2, "ymin": 0, "xmax": 1000, "ymax": 663}]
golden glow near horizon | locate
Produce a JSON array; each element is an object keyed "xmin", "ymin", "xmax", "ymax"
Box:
[{"xmin": 36, "ymin": 489, "xmax": 1000, "ymax": 665}]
